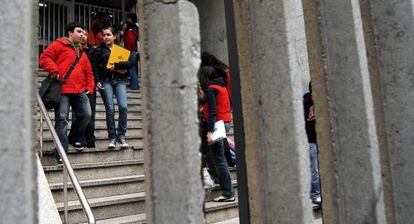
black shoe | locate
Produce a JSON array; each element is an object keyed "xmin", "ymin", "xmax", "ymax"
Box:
[
  {"xmin": 57, "ymin": 158, "xmax": 63, "ymax": 164},
  {"xmin": 86, "ymin": 142, "xmax": 95, "ymax": 148},
  {"xmin": 73, "ymin": 142, "xmax": 85, "ymax": 151}
]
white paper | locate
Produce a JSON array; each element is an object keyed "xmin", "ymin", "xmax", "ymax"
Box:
[{"xmin": 212, "ymin": 120, "xmax": 227, "ymax": 142}]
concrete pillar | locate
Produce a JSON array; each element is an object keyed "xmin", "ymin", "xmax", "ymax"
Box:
[
  {"xmin": 190, "ymin": 0, "xmax": 229, "ymax": 65},
  {"xmin": 233, "ymin": 0, "xmax": 313, "ymax": 223},
  {"xmin": 316, "ymin": 0, "xmax": 386, "ymax": 223},
  {"xmin": 138, "ymin": 1, "xmax": 204, "ymax": 223},
  {"xmin": 301, "ymin": 0, "xmax": 339, "ymax": 222},
  {"xmin": 0, "ymin": 0, "xmax": 37, "ymax": 223},
  {"xmin": 368, "ymin": 1, "xmax": 414, "ymax": 223}
]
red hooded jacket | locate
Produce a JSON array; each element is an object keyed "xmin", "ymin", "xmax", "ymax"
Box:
[
  {"xmin": 40, "ymin": 38, "xmax": 95, "ymax": 94},
  {"xmin": 124, "ymin": 29, "xmax": 138, "ymax": 52}
]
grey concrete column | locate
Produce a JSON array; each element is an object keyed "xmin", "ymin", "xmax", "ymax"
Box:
[
  {"xmin": 138, "ymin": 1, "xmax": 204, "ymax": 224},
  {"xmin": 317, "ymin": 0, "xmax": 386, "ymax": 223},
  {"xmin": 190, "ymin": 0, "xmax": 229, "ymax": 65},
  {"xmin": 301, "ymin": 0, "xmax": 339, "ymax": 222},
  {"xmin": 0, "ymin": 0, "xmax": 37, "ymax": 223},
  {"xmin": 233, "ymin": 0, "xmax": 313, "ymax": 223},
  {"xmin": 368, "ymin": 1, "xmax": 414, "ymax": 223}
]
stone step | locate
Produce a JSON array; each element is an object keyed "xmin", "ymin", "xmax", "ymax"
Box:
[
  {"xmin": 40, "ymin": 127, "xmax": 143, "ymax": 142},
  {"xmin": 37, "ymin": 105, "xmax": 142, "ymax": 114},
  {"xmin": 205, "ymin": 180, "xmax": 238, "ymax": 202},
  {"xmin": 50, "ymin": 174, "xmax": 145, "ymax": 203},
  {"xmin": 39, "ymin": 112, "xmax": 143, "ymax": 121},
  {"xmin": 205, "ymin": 200, "xmax": 239, "ymax": 223},
  {"xmin": 211, "ymin": 218, "xmax": 240, "ymax": 224},
  {"xmin": 74, "ymin": 197, "xmax": 238, "ymax": 224},
  {"xmin": 39, "ymin": 122, "xmax": 143, "ymax": 132},
  {"xmin": 90, "ymin": 214, "xmax": 146, "ymax": 224},
  {"xmin": 44, "ymin": 160, "xmax": 144, "ymax": 184},
  {"xmin": 41, "ymin": 147, "xmax": 143, "ymax": 166},
  {"xmin": 41, "ymin": 138, "xmax": 144, "ymax": 152},
  {"xmin": 56, "ymin": 192, "xmax": 146, "ymax": 224},
  {"xmin": 57, "ymin": 192, "xmax": 238, "ymax": 224}
]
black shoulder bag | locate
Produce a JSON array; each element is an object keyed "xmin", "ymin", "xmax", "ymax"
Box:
[{"xmin": 39, "ymin": 52, "xmax": 83, "ymax": 109}]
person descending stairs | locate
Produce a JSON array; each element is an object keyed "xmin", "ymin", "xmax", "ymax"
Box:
[{"xmin": 37, "ymin": 69, "xmax": 239, "ymax": 223}]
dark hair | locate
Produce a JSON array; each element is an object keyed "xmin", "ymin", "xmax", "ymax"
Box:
[
  {"xmin": 126, "ymin": 20, "xmax": 139, "ymax": 31},
  {"xmin": 201, "ymin": 51, "xmax": 230, "ymax": 86},
  {"xmin": 65, "ymin": 22, "xmax": 84, "ymax": 35},
  {"xmin": 102, "ymin": 26, "xmax": 117, "ymax": 35},
  {"xmin": 201, "ymin": 51, "xmax": 228, "ymax": 70},
  {"xmin": 127, "ymin": 13, "xmax": 138, "ymax": 23},
  {"xmin": 198, "ymin": 66, "xmax": 217, "ymax": 93}
]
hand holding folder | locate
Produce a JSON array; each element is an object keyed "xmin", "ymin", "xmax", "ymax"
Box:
[{"xmin": 106, "ymin": 44, "xmax": 131, "ymax": 74}]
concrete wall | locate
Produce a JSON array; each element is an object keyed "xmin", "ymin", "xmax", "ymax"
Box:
[
  {"xmin": 0, "ymin": 0, "xmax": 37, "ymax": 223},
  {"xmin": 233, "ymin": 0, "xmax": 313, "ymax": 223},
  {"xmin": 190, "ymin": 0, "xmax": 229, "ymax": 65},
  {"xmin": 368, "ymin": 0, "xmax": 414, "ymax": 222},
  {"xmin": 138, "ymin": 0, "xmax": 204, "ymax": 223}
]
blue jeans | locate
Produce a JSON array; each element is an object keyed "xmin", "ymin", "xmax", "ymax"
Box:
[
  {"xmin": 206, "ymin": 122, "xmax": 234, "ymax": 197},
  {"xmin": 100, "ymin": 79, "xmax": 128, "ymax": 140},
  {"xmin": 55, "ymin": 93, "xmax": 91, "ymax": 159},
  {"xmin": 309, "ymin": 143, "xmax": 321, "ymax": 200},
  {"xmin": 68, "ymin": 92, "xmax": 96, "ymax": 144},
  {"xmin": 128, "ymin": 52, "xmax": 140, "ymax": 90}
]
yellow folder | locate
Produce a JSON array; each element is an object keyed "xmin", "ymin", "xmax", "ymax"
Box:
[{"xmin": 106, "ymin": 44, "xmax": 131, "ymax": 74}]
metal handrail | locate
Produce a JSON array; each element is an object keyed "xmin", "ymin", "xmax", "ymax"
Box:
[{"xmin": 37, "ymin": 93, "xmax": 95, "ymax": 224}]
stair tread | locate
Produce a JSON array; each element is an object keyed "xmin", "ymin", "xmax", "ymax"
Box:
[
  {"xmin": 211, "ymin": 218, "xmax": 240, "ymax": 224},
  {"xmin": 42, "ymin": 134, "xmax": 143, "ymax": 142},
  {"xmin": 205, "ymin": 199, "xmax": 239, "ymax": 212},
  {"xmin": 40, "ymin": 123, "xmax": 143, "ymax": 131},
  {"xmin": 49, "ymin": 174, "xmax": 145, "ymax": 190},
  {"xmin": 42, "ymin": 146, "xmax": 143, "ymax": 154},
  {"xmin": 56, "ymin": 192, "xmax": 146, "ymax": 211},
  {"xmin": 93, "ymin": 213, "xmax": 146, "ymax": 224},
  {"xmin": 43, "ymin": 159, "xmax": 143, "ymax": 171}
]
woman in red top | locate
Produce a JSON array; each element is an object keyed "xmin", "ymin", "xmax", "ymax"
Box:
[
  {"xmin": 201, "ymin": 52, "xmax": 232, "ymax": 104},
  {"xmin": 198, "ymin": 66, "xmax": 235, "ymax": 202}
]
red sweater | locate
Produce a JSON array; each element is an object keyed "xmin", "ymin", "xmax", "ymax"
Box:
[
  {"xmin": 39, "ymin": 38, "xmax": 95, "ymax": 94},
  {"xmin": 124, "ymin": 29, "xmax": 138, "ymax": 52},
  {"xmin": 203, "ymin": 84, "xmax": 232, "ymax": 129}
]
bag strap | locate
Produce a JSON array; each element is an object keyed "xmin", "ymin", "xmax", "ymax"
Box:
[{"xmin": 62, "ymin": 51, "xmax": 84, "ymax": 83}]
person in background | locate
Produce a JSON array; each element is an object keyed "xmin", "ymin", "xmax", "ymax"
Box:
[
  {"xmin": 201, "ymin": 52, "xmax": 232, "ymax": 104},
  {"xmin": 303, "ymin": 82, "xmax": 322, "ymax": 209},
  {"xmin": 124, "ymin": 13, "xmax": 140, "ymax": 90},
  {"xmin": 198, "ymin": 66, "xmax": 235, "ymax": 202},
  {"xmin": 89, "ymin": 12, "xmax": 112, "ymax": 47},
  {"xmin": 68, "ymin": 30, "xmax": 98, "ymax": 148},
  {"xmin": 39, "ymin": 22, "xmax": 94, "ymax": 163},
  {"xmin": 94, "ymin": 26, "xmax": 138, "ymax": 149}
]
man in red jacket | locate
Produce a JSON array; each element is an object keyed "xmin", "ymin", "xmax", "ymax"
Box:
[{"xmin": 40, "ymin": 22, "xmax": 95, "ymax": 163}]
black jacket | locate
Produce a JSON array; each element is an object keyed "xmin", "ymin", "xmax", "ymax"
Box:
[
  {"xmin": 303, "ymin": 92, "xmax": 317, "ymax": 143},
  {"xmin": 93, "ymin": 45, "xmax": 137, "ymax": 82}
]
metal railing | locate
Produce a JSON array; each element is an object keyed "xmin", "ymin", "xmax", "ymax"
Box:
[{"xmin": 37, "ymin": 93, "xmax": 95, "ymax": 224}]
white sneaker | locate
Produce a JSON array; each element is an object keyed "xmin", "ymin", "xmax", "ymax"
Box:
[
  {"xmin": 213, "ymin": 195, "xmax": 236, "ymax": 202},
  {"xmin": 108, "ymin": 139, "xmax": 116, "ymax": 149},
  {"xmin": 312, "ymin": 196, "xmax": 322, "ymax": 205},
  {"xmin": 118, "ymin": 137, "xmax": 129, "ymax": 149}
]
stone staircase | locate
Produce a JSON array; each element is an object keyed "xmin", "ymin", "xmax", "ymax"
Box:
[{"xmin": 37, "ymin": 70, "xmax": 239, "ymax": 223}]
